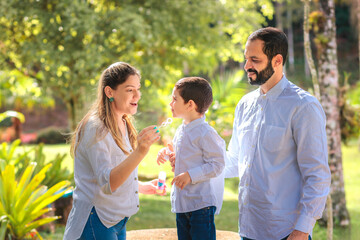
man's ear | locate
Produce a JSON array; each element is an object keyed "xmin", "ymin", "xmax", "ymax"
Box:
[
  {"xmin": 273, "ymin": 54, "xmax": 283, "ymax": 67},
  {"xmin": 104, "ymin": 86, "xmax": 113, "ymax": 98}
]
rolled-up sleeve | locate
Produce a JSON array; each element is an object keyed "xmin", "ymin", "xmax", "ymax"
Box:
[
  {"xmin": 188, "ymin": 130, "xmax": 225, "ymax": 184},
  {"xmin": 292, "ymin": 101, "xmax": 331, "ymax": 233},
  {"xmin": 83, "ymin": 127, "xmax": 114, "ymax": 195}
]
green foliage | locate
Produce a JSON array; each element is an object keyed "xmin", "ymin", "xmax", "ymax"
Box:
[
  {"xmin": 0, "ymin": 140, "xmax": 31, "ymax": 173},
  {"xmin": 0, "ymin": 162, "xmax": 71, "ymax": 239},
  {"xmin": 0, "ymin": 216, "xmax": 7, "ymax": 240},
  {"xmin": 348, "ymin": 82, "xmax": 360, "ymax": 106},
  {"xmin": 31, "ymin": 144, "xmax": 73, "ymax": 188},
  {"xmin": 0, "ymin": 70, "xmax": 54, "ymax": 110},
  {"xmin": 0, "ymin": 140, "xmax": 73, "ymax": 188},
  {"xmin": 206, "ymin": 71, "xmax": 248, "ymax": 143},
  {"xmin": 340, "ymin": 74, "xmax": 360, "ymax": 143},
  {"xmin": 0, "ymin": 0, "xmax": 273, "ymax": 129},
  {"xmin": 0, "ymin": 111, "xmax": 25, "ymax": 128},
  {"xmin": 36, "ymin": 127, "xmax": 69, "ymax": 144}
]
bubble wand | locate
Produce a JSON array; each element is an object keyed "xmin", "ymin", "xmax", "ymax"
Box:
[{"xmin": 158, "ymin": 118, "xmax": 173, "ymax": 129}]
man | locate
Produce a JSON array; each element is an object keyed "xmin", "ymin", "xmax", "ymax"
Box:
[{"xmin": 225, "ymin": 27, "xmax": 331, "ymax": 240}]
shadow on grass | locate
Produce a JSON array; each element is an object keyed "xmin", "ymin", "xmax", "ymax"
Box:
[{"xmin": 126, "ymin": 194, "xmax": 239, "ymax": 232}]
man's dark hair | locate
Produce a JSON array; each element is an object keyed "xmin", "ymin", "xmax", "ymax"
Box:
[
  {"xmin": 248, "ymin": 27, "xmax": 288, "ymax": 65},
  {"xmin": 175, "ymin": 77, "xmax": 213, "ymax": 114}
]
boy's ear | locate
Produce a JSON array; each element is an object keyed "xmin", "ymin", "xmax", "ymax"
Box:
[{"xmin": 187, "ymin": 100, "xmax": 197, "ymax": 111}]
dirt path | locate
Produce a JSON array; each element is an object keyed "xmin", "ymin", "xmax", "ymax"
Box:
[{"xmin": 127, "ymin": 228, "xmax": 239, "ymax": 239}]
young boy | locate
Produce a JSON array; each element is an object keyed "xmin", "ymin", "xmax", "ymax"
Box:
[{"xmin": 157, "ymin": 77, "xmax": 226, "ymax": 240}]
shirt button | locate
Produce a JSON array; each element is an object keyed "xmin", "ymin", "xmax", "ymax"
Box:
[
  {"xmin": 263, "ymin": 96, "xmax": 266, "ymax": 99},
  {"xmin": 137, "ymin": 205, "xmax": 140, "ymax": 208},
  {"xmin": 248, "ymin": 164, "xmax": 251, "ymax": 168},
  {"xmin": 251, "ymin": 145, "xmax": 255, "ymax": 148},
  {"xmin": 135, "ymin": 191, "xmax": 138, "ymax": 194},
  {"xmin": 261, "ymin": 107, "xmax": 263, "ymax": 111},
  {"xmin": 246, "ymin": 183, "xmax": 249, "ymax": 187},
  {"xmin": 134, "ymin": 177, "xmax": 137, "ymax": 180},
  {"xmin": 130, "ymin": 149, "xmax": 133, "ymax": 152}
]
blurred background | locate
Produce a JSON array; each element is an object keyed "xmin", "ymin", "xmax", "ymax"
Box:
[{"xmin": 0, "ymin": 0, "xmax": 359, "ymax": 239}]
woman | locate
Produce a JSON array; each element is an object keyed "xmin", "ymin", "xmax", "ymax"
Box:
[{"xmin": 64, "ymin": 62, "xmax": 162, "ymax": 240}]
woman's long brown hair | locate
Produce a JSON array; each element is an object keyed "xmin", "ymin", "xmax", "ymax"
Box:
[{"xmin": 70, "ymin": 62, "xmax": 140, "ymax": 157}]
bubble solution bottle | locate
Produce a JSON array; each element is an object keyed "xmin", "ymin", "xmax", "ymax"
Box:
[{"xmin": 156, "ymin": 171, "xmax": 166, "ymax": 194}]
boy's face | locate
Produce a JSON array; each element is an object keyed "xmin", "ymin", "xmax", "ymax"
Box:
[{"xmin": 170, "ymin": 87, "xmax": 188, "ymax": 119}]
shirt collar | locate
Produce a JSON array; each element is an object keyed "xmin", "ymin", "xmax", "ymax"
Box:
[
  {"xmin": 182, "ymin": 115, "xmax": 206, "ymax": 131},
  {"xmin": 259, "ymin": 74, "xmax": 288, "ymax": 100}
]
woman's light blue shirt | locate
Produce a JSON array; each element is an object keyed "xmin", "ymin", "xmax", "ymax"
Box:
[{"xmin": 63, "ymin": 117, "xmax": 139, "ymax": 240}]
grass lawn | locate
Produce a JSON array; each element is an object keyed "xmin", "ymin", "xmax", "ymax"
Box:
[{"xmin": 23, "ymin": 142, "xmax": 359, "ymax": 239}]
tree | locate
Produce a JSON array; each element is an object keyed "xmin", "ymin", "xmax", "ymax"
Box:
[
  {"xmin": 303, "ymin": 1, "xmax": 333, "ymax": 238},
  {"xmin": 0, "ymin": 70, "xmax": 54, "ymax": 139},
  {"xmin": 0, "ymin": 0, "xmax": 273, "ymax": 130},
  {"xmin": 285, "ymin": 0, "xmax": 295, "ymax": 73},
  {"xmin": 310, "ymin": 0, "xmax": 350, "ymax": 226},
  {"xmin": 303, "ymin": 0, "xmax": 320, "ymax": 99}
]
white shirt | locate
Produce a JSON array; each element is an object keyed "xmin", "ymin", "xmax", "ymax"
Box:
[
  {"xmin": 225, "ymin": 75, "xmax": 331, "ymax": 239},
  {"xmin": 171, "ymin": 116, "xmax": 226, "ymax": 214},
  {"xmin": 63, "ymin": 116, "xmax": 139, "ymax": 240}
]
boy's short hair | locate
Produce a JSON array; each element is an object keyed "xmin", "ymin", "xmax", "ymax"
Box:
[{"xmin": 175, "ymin": 77, "xmax": 213, "ymax": 114}]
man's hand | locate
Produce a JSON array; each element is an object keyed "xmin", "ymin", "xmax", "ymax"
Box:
[
  {"xmin": 171, "ymin": 172, "xmax": 191, "ymax": 190},
  {"xmin": 287, "ymin": 230, "xmax": 309, "ymax": 240}
]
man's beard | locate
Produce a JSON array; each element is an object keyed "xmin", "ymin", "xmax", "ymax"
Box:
[{"xmin": 247, "ymin": 61, "xmax": 275, "ymax": 86}]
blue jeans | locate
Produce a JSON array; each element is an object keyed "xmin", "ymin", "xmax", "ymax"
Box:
[
  {"xmin": 79, "ymin": 207, "xmax": 128, "ymax": 240},
  {"xmin": 176, "ymin": 206, "xmax": 216, "ymax": 240},
  {"xmin": 241, "ymin": 234, "xmax": 312, "ymax": 240}
]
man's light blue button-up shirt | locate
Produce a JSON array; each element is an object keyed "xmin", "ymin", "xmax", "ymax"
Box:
[
  {"xmin": 171, "ymin": 116, "xmax": 226, "ymax": 214},
  {"xmin": 225, "ymin": 76, "xmax": 331, "ymax": 239}
]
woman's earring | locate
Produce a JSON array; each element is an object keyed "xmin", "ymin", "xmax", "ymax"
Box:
[{"xmin": 109, "ymin": 97, "xmax": 114, "ymax": 102}]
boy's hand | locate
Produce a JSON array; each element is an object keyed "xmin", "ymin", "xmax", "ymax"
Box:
[
  {"xmin": 169, "ymin": 152, "xmax": 175, "ymax": 172},
  {"xmin": 156, "ymin": 147, "xmax": 169, "ymax": 165},
  {"xmin": 171, "ymin": 172, "xmax": 191, "ymax": 190},
  {"xmin": 166, "ymin": 143, "xmax": 176, "ymax": 172}
]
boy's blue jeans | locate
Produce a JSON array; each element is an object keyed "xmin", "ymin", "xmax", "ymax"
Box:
[
  {"xmin": 176, "ymin": 206, "xmax": 216, "ymax": 240},
  {"xmin": 79, "ymin": 207, "xmax": 128, "ymax": 240}
]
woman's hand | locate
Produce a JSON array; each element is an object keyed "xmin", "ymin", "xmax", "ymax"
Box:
[
  {"xmin": 136, "ymin": 126, "xmax": 161, "ymax": 156},
  {"xmin": 139, "ymin": 179, "xmax": 167, "ymax": 195}
]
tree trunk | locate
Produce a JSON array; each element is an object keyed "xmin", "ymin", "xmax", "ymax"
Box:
[
  {"xmin": 303, "ymin": 0, "xmax": 320, "ymax": 99},
  {"xmin": 357, "ymin": 0, "xmax": 360, "ymax": 151},
  {"xmin": 303, "ymin": 2, "xmax": 333, "ymax": 235},
  {"xmin": 286, "ymin": 2, "xmax": 295, "ymax": 73},
  {"xmin": 304, "ymin": 48, "xmax": 310, "ymax": 78},
  {"xmin": 66, "ymin": 97, "xmax": 78, "ymax": 131},
  {"xmin": 275, "ymin": 1, "xmax": 283, "ymax": 30},
  {"xmin": 316, "ymin": 0, "xmax": 350, "ymax": 226}
]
